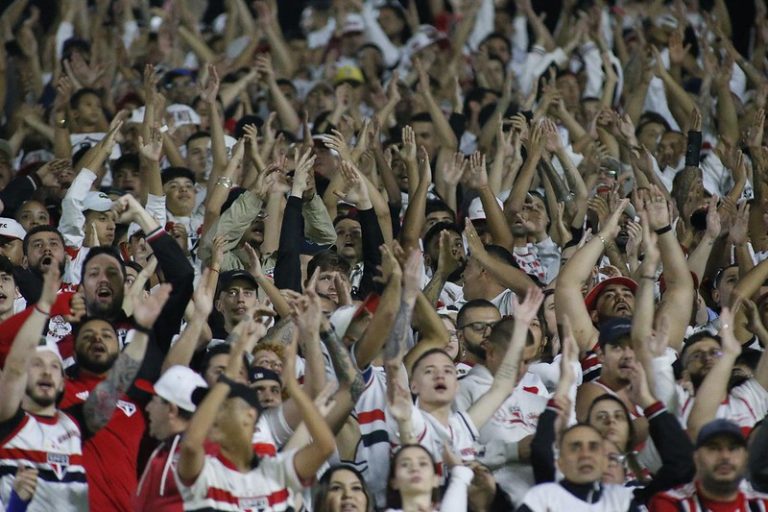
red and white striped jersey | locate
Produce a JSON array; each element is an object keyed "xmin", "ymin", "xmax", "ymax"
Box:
[
  {"xmin": 0, "ymin": 408, "xmax": 87, "ymax": 512},
  {"xmin": 250, "ymin": 407, "xmax": 293, "ymax": 458},
  {"xmin": 678, "ymin": 378, "xmax": 768, "ymax": 437},
  {"xmin": 175, "ymin": 448, "xmax": 305, "ymax": 512}
]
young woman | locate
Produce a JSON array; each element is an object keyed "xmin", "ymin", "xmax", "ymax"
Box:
[
  {"xmin": 313, "ymin": 465, "xmax": 373, "ymax": 512},
  {"xmin": 385, "ymin": 445, "xmax": 473, "ymax": 512}
]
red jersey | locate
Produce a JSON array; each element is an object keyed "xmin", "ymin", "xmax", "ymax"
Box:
[
  {"xmin": 649, "ymin": 482, "xmax": 768, "ymax": 511},
  {"xmin": 133, "ymin": 434, "xmax": 219, "ymax": 512},
  {"xmin": 61, "ymin": 369, "xmax": 147, "ymax": 512}
]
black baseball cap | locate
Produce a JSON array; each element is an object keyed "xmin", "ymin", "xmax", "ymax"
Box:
[
  {"xmin": 695, "ymin": 419, "xmax": 746, "ymax": 449},
  {"xmin": 598, "ymin": 317, "xmax": 633, "ymax": 348},
  {"xmin": 216, "ymin": 269, "xmax": 258, "ymax": 297}
]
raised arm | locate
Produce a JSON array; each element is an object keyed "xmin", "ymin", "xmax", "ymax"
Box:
[
  {"xmin": 554, "ymin": 198, "xmax": 630, "ymax": 352},
  {"xmin": 82, "ymin": 285, "xmax": 171, "ymax": 434},
  {"xmin": 177, "ymin": 318, "xmax": 261, "ymax": 484},
  {"xmin": 640, "ymin": 185, "xmax": 694, "ymax": 352},
  {"xmin": 686, "ymin": 308, "xmax": 741, "ymax": 440},
  {"xmin": 284, "ymin": 326, "xmax": 336, "ymax": 482},
  {"xmin": 399, "ymin": 128, "xmax": 430, "ymax": 253},
  {"xmin": 0, "ymin": 267, "xmax": 59, "ymax": 423},
  {"xmin": 468, "ymin": 287, "xmax": 544, "ymax": 429}
]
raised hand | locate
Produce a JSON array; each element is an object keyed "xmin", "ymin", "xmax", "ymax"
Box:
[
  {"xmin": 138, "ymin": 128, "xmax": 163, "ymax": 162},
  {"xmin": 319, "ymin": 129, "xmax": 353, "ymax": 162},
  {"xmin": 728, "ymin": 201, "xmax": 750, "ymax": 246},
  {"xmin": 335, "ymin": 161, "xmax": 371, "ymax": 208},
  {"xmin": 641, "ymin": 185, "xmax": 671, "ymax": 230},
  {"xmin": 373, "ymin": 244, "xmax": 403, "ymax": 285},
  {"xmin": 747, "ymin": 108, "xmax": 765, "ymax": 148},
  {"xmin": 402, "ymin": 248, "xmax": 423, "ymax": 300},
  {"xmin": 39, "ymin": 265, "xmax": 62, "ymax": 311},
  {"xmin": 400, "ymin": 125, "xmax": 417, "ymax": 164},
  {"xmin": 199, "ymin": 63, "xmax": 220, "ymax": 103},
  {"xmin": 462, "ymin": 151, "xmax": 489, "ymax": 190},
  {"xmin": 599, "ymin": 197, "xmax": 630, "ymax": 238},
  {"xmin": 437, "ymin": 230, "xmax": 463, "ymax": 277},
  {"xmin": 292, "ymin": 292, "xmax": 323, "ymax": 337},
  {"xmin": 386, "ymin": 375, "xmax": 413, "ymax": 423},
  {"xmin": 441, "ymin": 152, "xmax": 466, "ymax": 188},
  {"xmin": 704, "ymin": 195, "xmax": 722, "ymax": 239},
  {"xmin": 513, "ymin": 286, "xmax": 545, "ymax": 325},
  {"xmin": 133, "ymin": 283, "xmax": 172, "ymax": 329},
  {"xmin": 464, "ymin": 218, "xmax": 486, "ymax": 260}
]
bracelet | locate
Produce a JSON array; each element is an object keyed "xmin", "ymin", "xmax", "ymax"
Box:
[
  {"xmin": 216, "ymin": 177, "xmax": 233, "ymax": 189},
  {"xmin": 34, "ymin": 304, "xmax": 50, "ymax": 316},
  {"xmin": 133, "ymin": 323, "xmax": 152, "ymax": 335},
  {"xmin": 654, "ymin": 225, "xmax": 672, "ymax": 235},
  {"xmin": 598, "ymin": 234, "xmax": 607, "ymax": 246}
]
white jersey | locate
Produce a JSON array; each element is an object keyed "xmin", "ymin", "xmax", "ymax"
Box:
[
  {"xmin": 175, "ymin": 448, "xmax": 305, "ymax": 512},
  {"xmin": 454, "ymin": 365, "xmax": 550, "ymax": 504},
  {"xmin": 350, "ymin": 366, "xmax": 391, "ymax": 509},
  {"xmin": 678, "ymin": 378, "xmax": 768, "ymax": 436},
  {"xmin": 389, "ymin": 406, "xmax": 479, "ymax": 484},
  {"xmin": 519, "ymin": 482, "xmax": 636, "ymax": 511},
  {"xmin": 0, "ymin": 409, "xmax": 88, "ymax": 512},
  {"xmin": 251, "ymin": 407, "xmax": 293, "ymax": 458}
]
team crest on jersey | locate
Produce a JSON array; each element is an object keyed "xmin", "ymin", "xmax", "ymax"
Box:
[
  {"xmin": 47, "ymin": 452, "xmax": 70, "ymax": 479},
  {"xmin": 238, "ymin": 496, "xmax": 269, "ymax": 511},
  {"xmin": 116, "ymin": 400, "xmax": 136, "ymax": 416}
]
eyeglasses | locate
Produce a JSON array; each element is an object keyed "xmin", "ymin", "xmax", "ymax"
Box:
[
  {"xmin": 687, "ymin": 349, "xmax": 723, "ymax": 364},
  {"xmin": 460, "ymin": 321, "xmax": 495, "ymax": 333}
]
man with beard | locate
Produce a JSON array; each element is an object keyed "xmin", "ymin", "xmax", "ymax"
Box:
[
  {"xmin": 454, "ymin": 299, "xmax": 501, "ymax": 369},
  {"xmin": 0, "ymin": 266, "xmax": 168, "ymax": 511},
  {"xmin": 555, "ymin": 188, "xmax": 693, "ymax": 360},
  {"xmin": 575, "ymin": 318, "xmax": 649, "ymax": 446},
  {"xmin": 60, "ymin": 283, "xmax": 172, "ymax": 512},
  {"xmin": 676, "ymin": 311, "xmax": 768, "ymax": 440},
  {"xmin": 649, "ymin": 419, "xmax": 768, "ymax": 511}
]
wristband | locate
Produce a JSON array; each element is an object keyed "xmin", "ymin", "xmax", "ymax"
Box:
[
  {"xmin": 685, "ymin": 130, "xmax": 702, "ymax": 167},
  {"xmin": 34, "ymin": 304, "xmax": 50, "ymax": 316},
  {"xmin": 217, "ymin": 374, "xmax": 237, "ymax": 387},
  {"xmin": 132, "ymin": 323, "xmax": 152, "ymax": 335},
  {"xmin": 654, "ymin": 225, "xmax": 672, "ymax": 235}
]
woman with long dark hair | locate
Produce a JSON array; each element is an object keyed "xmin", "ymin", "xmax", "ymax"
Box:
[
  {"xmin": 385, "ymin": 444, "xmax": 473, "ymax": 512},
  {"xmin": 313, "ymin": 465, "xmax": 374, "ymax": 512}
]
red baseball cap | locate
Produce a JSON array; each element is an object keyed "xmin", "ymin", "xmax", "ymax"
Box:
[{"xmin": 584, "ymin": 276, "xmax": 638, "ymax": 312}]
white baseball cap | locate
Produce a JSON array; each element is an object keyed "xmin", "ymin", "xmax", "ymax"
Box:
[
  {"xmin": 342, "ymin": 13, "xmax": 365, "ymax": 35},
  {"xmin": 83, "ymin": 191, "xmax": 114, "ymax": 212},
  {"xmin": 166, "ymin": 104, "xmax": 201, "ymax": 128},
  {"xmin": 0, "ymin": 218, "xmax": 26, "ymax": 240},
  {"xmin": 467, "ymin": 196, "xmax": 504, "ymax": 221},
  {"xmin": 137, "ymin": 365, "xmax": 208, "ymax": 413}
]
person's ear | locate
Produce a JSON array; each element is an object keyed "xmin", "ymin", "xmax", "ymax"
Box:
[
  {"xmin": 589, "ymin": 309, "xmax": 599, "ymax": 324},
  {"xmin": 21, "ymin": 255, "xmax": 28, "ymax": 269}
]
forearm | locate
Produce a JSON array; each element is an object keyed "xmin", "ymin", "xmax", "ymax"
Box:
[
  {"xmin": 476, "ymin": 251, "xmax": 535, "ymax": 295},
  {"xmin": 399, "ymin": 176, "xmax": 429, "ymax": 252},
  {"xmin": 507, "ymin": 155, "xmax": 538, "ymax": 211},
  {"xmin": 478, "ymin": 185, "xmax": 514, "ymax": 249},
  {"xmin": 273, "ymin": 196, "xmax": 304, "ymax": 293},
  {"xmin": 267, "ymin": 81, "xmax": 300, "ymax": 134},
  {"xmin": 716, "ymin": 83, "xmax": 740, "ymax": 144},
  {"xmin": 687, "ymin": 234, "xmax": 716, "ymax": 282},
  {"xmin": 300, "ymin": 335, "xmax": 327, "ymax": 399},
  {"xmin": 687, "ymin": 354, "xmax": 738, "ymax": 438},
  {"xmin": 423, "ymin": 270, "xmax": 448, "ymax": 306},
  {"xmin": 354, "ymin": 279, "xmax": 401, "ymax": 368},
  {"xmin": 162, "ymin": 318, "xmax": 205, "ymax": 372},
  {"xmin": 84, "ymin": 331, "xmax": 147, "ymax": 433},
  {"xmin": 383, "ymin": 297, "xmax": 416, "ymax": 364}
]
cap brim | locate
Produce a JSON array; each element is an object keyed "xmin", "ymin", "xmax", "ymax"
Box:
[{"xmin": 584, "ymin": 277, "xmax": 638, "ymax": 312}]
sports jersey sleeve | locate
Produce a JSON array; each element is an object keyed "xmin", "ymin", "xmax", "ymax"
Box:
[
  {"xmin": 265, "ymin": 448, "xmax": 306, "ymax": 491},
  {"xmin": 439, "ymin": 465, "xmax": 473, "ymax": 511},
  {"xmin": 731, "ymin": 379, "xmax": 768, "ymax": 420},
  {"xmin": 386, "ymin": 405, "xmax": 427, "ymax": 446}
]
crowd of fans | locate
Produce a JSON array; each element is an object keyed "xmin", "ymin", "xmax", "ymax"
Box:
[{"xmin": 0, "ymin": 0, "xmax": 767, "ymax": 510}]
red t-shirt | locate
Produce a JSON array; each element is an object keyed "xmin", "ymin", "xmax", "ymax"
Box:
[
  {"xmin": 61, "ymin": 370, "xmax": 147, "ymax": 512},
  {"xmin": 649, "ymin": 482, "xmax": 768, "ymax": 511}
]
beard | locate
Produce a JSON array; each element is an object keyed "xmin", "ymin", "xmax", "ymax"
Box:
[
  {"xmin": 464, "ymin": 340, "xmax": 487, "ymax": 360},
  {"xmin": 25, "ymin": 382, "xmax": 59, "ymax": 408},
  {"xmin": 86, "ymin": 289, "xmax": 125, "ymax": 319},
  {"xmin": 75, "ymin": 347, "xmax": 119, "ymax": 375},
  {"xmin": 700, "ymin": 468, "xmax": 744, "ymax": 497}
]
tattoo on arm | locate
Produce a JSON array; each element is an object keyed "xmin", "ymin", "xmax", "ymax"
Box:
[
  {"xmin": 83, "ymin": 355, "xmax": 142, "ymax": 434},
  {"xmin": 261, "ymin": 317, "xmax": 295, "ymax": 346},
  {"xmin": 384, "ymin": 300, "xmax": 413, "ymax": 363},
  {"xmin": 321, "ymin": 329, "xmax": 364, "ymax": 402}
]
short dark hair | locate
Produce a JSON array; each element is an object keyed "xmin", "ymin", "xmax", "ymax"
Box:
[
  {"xmin": 185, "ymin": 131, "xmax": 211, "ymax": 147},
  {"xmin": 306, "ymin": 251, "xmax": 352, "ymax": 281},
  {"xmin": 198, "ymin": 344, "xmax": 231, "ymax": 375},
  {"xmin": 410, "ymin": 112, "xmax": 433, "ymax": 124},
  {"xmin": 24, "ymin": 225, "xmax": 66, "ymax": 256},
  {"xmin": 558, "ymin": 423, "xmax": 604, "ymax": 449},
  {"xmin": 423, "ymin": 221, "xmax": 461, "ymax": 249},
  {"xmin": 0, "ymin": 255, "xmax": 15, "ymax": 282},
  {"xmin": 124, "ymin": 261, "xmax": 151, "ymax": 291},
  {"xmin": 69, "ymin": 88, "xmax": 101, "ymax": 110},
  {"xmin": 425, "ymin": 199, "xmax": 455, "ymax": 219},
  {"xmin": 457, "ymin": 299, "xmax": 496, "ymax": 328},
  {"xmin": 81, "ymin": 246, "xmax": 126, "ymax": 281},
  {"xmin": 112, "ymin": 153, "xmax": 140, "ymax": 175},
  {"xmin": 636, "ymin": 112, "xmax": 671, "ymax": 136},
  {"xmin": 72, "ymin": 315, "xmax": 118, "ymax": 342},
  {"xmin": 681, "ymin": 331, "xmax": 722, "ymax": 364}
]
